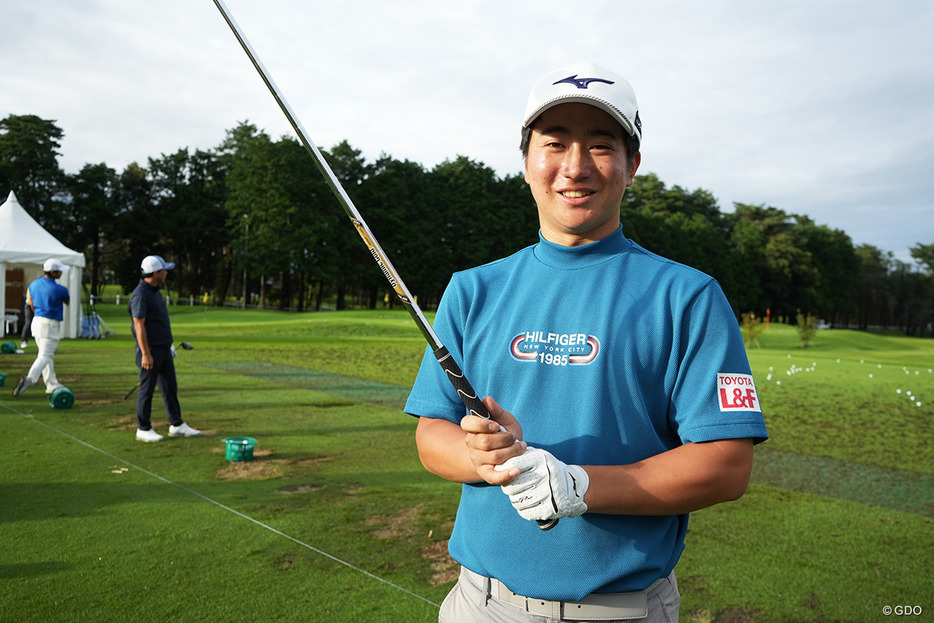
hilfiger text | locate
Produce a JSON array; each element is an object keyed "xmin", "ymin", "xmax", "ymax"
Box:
[{"xmin": 511, "ymin": 331, "xmax": 600, "ymax": 365}]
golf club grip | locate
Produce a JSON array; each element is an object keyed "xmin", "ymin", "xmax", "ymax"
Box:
[
  {"xmin": 433, "ymin": 346, "xmax": 487, "ymax": 419},
  {"xmin": 433, "ymin": 346, "xmax": 557, "ymax": 532}
]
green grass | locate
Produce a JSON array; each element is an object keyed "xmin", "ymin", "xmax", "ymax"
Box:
[
  {"xmin": 677, "ymin": 324, "xmax": 932, "ymax": 622},
  {"xmin": 0, "ymin": 310, "xmax": 930, "ymax": 622},
  {"xmin": 748, "ymin": 324, "xmax": 934, "ymax": 474}
]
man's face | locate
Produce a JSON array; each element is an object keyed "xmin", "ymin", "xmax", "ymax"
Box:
[
  {"xmin": 151, "ymin": 269, "xmax": 167, "ymax": 286},
  {"xmin": 524, "ymin": 103, "xmax": 641, "ymax": 246}
]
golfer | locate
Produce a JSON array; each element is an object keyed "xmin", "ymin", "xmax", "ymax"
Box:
[
  {"xmin": 405, "ymin": 62, "xmax": 768, "ymax": 622},
  {"xmin": 12, "ymin": 258, "xmax": 70, "ymax": 397},
  {"xmin": 130, "ymin": 255, "xmax": 200, "ymax": 442}
]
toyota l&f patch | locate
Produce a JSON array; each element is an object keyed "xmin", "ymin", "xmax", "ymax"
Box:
[{"xmin": 717, "ymin": 373, "xmax": 761, "ymax": 412}]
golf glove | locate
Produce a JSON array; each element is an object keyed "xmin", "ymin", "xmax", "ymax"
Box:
[
  {"xmin": 170, "ymin": 344, "xmax": 177, "ymax": 358},
  {"xmin": 499, "ymin": 447, "xmax": 589, "ymax": 521}
]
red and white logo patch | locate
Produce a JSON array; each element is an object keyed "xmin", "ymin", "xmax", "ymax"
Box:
[{"xmin": 717, "ymin": 373, "xmax": 761, "ymax": 412}]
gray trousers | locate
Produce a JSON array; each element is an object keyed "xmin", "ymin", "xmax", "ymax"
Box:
[{"xmin": 440, "ymin": 566, "xmax": 680, "ymax": 623}]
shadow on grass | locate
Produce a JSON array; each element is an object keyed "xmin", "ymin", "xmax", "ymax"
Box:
[
  {"xmin": 199, "ymin": 361, "xmax": 412, "ymax": 410},
  {"xmin": 0, "ymin": 561, "xmax": 71, "ymax": 579},
  {"xmin": 0, "ymin": 482, "xmax": 197, "ymax": 523},
  {"xmin": 752, "ymin": 447, "xmax": 934, "ymax": 517}
]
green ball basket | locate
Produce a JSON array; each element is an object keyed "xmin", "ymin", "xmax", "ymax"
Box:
[
  {"xmin": 223, "ymin": 437, "xmax": 256, "ymax": 462},
  {"xmin": 49, "ymin": 386, "xmax": 75, "ymax": 409}
]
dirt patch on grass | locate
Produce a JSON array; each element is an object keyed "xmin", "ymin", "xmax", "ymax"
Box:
[
  {"xmin": 216, "ymin": 447, "xmax": 281, "ymax": 480},
  {"xmin": 276, "ymin": 484, "xmax": 324, "ymax": 494},
  {"xmin": 81, "ymin": 399, "xmax": 117, "ymax": 408},
  {"xmin": 291, "ymin": 456, "xmax": 333, "ymax": 468},
  {"xmin": 367, "ymin": 506, "xmax": 421, "ymax": 538},
  {"xmin": 688, "ymin": 606, "xmax": 762, "ymax": 623},
  {"xmin": 216, "ymin": 456, "xmax": 284, "ymax": 480},
  {"xmin": 214, "ymin": 451, "xmax": 332, "ymax": 481},
  {"xmin": 106, "ymin": 416, "xmax": 137, "ymax": 431},
  {"xmin": 272, "ymin": 554, "xmax": 297, "ymax": 569},
  {"xmin": 366, "ymin": 506, "xmax": 458, "ymax": 586},
  {"xmin": 421, "ymin": 539, "xmax": 458, "ymax": 586},
  {"xmin": 711, "ymin": 607, "xmax": 760, "ymax": 623}
]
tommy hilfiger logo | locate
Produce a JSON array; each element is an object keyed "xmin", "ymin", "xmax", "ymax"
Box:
[
  {"xmin": 553, "ymin": 74, "xmax": 614, "ymax": 89},
  {"xmin": 510, "ymin": 331, "xmax": 600, "ymax": 366}
]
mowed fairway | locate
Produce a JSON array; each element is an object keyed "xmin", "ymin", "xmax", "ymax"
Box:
[{"xmin": 0, "ymin": 307, "xmax": 930, "ymax": 622}]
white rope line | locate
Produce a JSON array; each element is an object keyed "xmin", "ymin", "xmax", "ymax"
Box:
[{"xmin": 1, "ymin": 403, "xmax": 440, "ymax": 609}]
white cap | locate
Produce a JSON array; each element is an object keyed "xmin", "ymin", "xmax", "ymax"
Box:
[
  {"xmin": 523, "ymin": 62, "xmax": 641, "ymax": 147},
  {"xmin": 43, "ymin": 258, "xmax": 66, "ymax": 273},
  {"xmin": 141, "ymin": 255, "xmax": 175, "ymax": 274}
]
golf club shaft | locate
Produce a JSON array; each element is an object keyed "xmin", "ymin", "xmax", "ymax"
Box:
[
  {"xmin": 123, "ymin": 382, "xmax": 140, "ymax": 400},
  {"xmin": 211, "ymin": 0, "xmax": 489, "ymax": 416},
  {"xmin": 212, "ymin": 0, "xmax": 556, "ymax": 531},
  {"xmin": 124, "ymin": 344, "xmax": 190, "ymax": 399}
]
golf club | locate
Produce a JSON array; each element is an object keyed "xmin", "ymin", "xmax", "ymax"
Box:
[
  {"xmin": 122, "ymin": 341, "xmax": 195, "ymax": 400},
  {"xmin": 122, "ymin": 381, "xmax": 141, "ymax": 401},
  {"xmin": 211, "ymin": 0, "xmax": 557, "ymax": 530}
]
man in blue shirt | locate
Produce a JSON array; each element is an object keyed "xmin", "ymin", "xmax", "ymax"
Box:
[
  {"xmin": 129, "ymin": 255, "xmax": 200, "ymax": 442},
  {"xmin": 13, "ymin": 259, "xmax": 70, "ymax": 397},
  {"xmin": 405, "ymin": 63, "xmax": 768, "ymax": 622}
]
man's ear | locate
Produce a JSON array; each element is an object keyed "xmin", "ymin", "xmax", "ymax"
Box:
[{"xmin": 626, "ymin": 151, "xmax": 642, "ymax": 188}]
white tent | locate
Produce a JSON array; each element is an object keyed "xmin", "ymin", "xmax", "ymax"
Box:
[{"xmin": 0, "ymin": 190, "xmax": 85, "ymax": 339}]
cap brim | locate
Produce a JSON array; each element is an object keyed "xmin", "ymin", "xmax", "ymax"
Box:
[{"xmin": 524, "ymin": 96, "xmax": 636, "ymax": 138}]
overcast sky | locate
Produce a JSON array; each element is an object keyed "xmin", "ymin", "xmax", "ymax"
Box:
[{"xmin": 3, "ymin": 0, "xmax": 932, "ymax": 264}]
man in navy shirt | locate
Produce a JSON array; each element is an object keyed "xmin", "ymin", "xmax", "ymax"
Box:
[
  {"xmin": 13, "ymin": 258, "xmax": 70, "ymax": 396},
  {"xmin": 129, "ymin": 255, "xmax": 200, "ymax": 442}
]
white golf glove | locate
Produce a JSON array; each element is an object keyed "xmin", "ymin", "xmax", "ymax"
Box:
[
  {"xmin": 170, "ymin": 344, "xmax": 177, "ymax": 358},
  {"xmin": 499, "ymin": 447, "xmax": 589, "ymax": 521}
]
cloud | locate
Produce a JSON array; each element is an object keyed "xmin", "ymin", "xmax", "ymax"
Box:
[{"xmin": 2, "ymin": 0, "xmax": 932, "ymax": 262}]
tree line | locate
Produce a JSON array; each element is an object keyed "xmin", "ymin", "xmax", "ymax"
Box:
[{"xmin": 2, "ymin": 113, "xmax": 933, "ymax": 335}]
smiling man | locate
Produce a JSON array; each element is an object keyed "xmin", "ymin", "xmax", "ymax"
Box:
[
  {"xmin": 523, "ymin": 106, "xmax": 639, "ymax": 246},
  {"xmin": 405, "ymin": 62, "xmax": 768, "ymax": 622}
]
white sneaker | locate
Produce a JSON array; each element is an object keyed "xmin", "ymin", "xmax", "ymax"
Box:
[
  {"xmin": 136, "ymin": 428, "xmax": 164, "ymax": 443},
  {"xmin": 20, "ymin": 341, "xmax": 27, "ymax": 349},
  {"xmin": 169, "ymin": 422, "xmax": 201, "ymax": 438}
]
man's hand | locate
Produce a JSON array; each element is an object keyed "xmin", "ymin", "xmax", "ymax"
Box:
[
  {"xmin": 140, "ymin": 352, "xmax": 154, "ymax": 370},
  {"xmin": 499, "ymin": 447, "xmax": 590, "ymax": 521},
  {"xmin": 461, "ymin": 396, "xmax": 526, "ymax": 485}
]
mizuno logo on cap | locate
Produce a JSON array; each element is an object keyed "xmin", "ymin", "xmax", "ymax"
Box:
[{"xmin": 553, "ymin": 74, "xmax": 614, "ymax": 89}]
